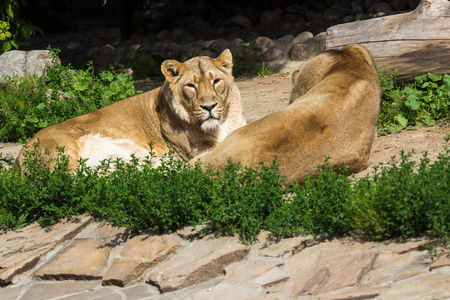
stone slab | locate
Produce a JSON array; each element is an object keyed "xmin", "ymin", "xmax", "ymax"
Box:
[
  {"xmin": 20, "ymin": 280, "xmax": 102, "ymax": 300},
  {"xmin": 34, "ymin": 239, "xmax": 112, "ymax": 280},
  {"xmin": 147, "ymin": 235, "xmax": 249, "ymax": 292},
  {"xmin": 103, "ymin": 234, "xmax": 181, "ymax": 287}
]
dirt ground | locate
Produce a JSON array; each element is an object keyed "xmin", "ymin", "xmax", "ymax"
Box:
[{"xmin": 1, "ymin": 75, "xmax": 449, "ymax": 179}]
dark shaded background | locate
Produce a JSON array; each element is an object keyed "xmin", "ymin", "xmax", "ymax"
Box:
[{"xmin": 19, "ymin": 0, "xmax": 358, "ymax": 40}]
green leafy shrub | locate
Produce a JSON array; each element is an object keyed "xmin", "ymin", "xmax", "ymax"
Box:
[
  {"xmin": 350, "ymin": 148, "xmax": 450, "ymax": 242},
  {"xmin": 377, "ymin": 69, "xmax": 450, "ymax": 135},
  {"xmin": 0, "ymin": 0, "xmax": 40, "ymax": 53},
  {"xmin": 205, "ymin": 159, "xmax": 286, "ymax": 242},
  {"xmin": 0, "ymin": 48, "xmax": 136, "ymax": 142},
  {"xmin": 1, "ymin": 141, "xmax": 449, "ymax": 244},
  {"xmin": 266, "ymin": 162, "xmax": 353, "ymax": 239}
]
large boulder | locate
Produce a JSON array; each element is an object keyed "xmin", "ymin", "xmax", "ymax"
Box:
[{"xmin": 0, "ymin": 50, "xmax": 53, "ymax": 83}]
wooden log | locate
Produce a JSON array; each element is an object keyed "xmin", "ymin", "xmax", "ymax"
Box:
[{"xmin": 324, "ymin": 0, "xmax": 450, "ymax": 82}]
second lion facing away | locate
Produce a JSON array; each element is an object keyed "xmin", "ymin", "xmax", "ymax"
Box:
[
  {"xmin": 193, "ymin": 44, "xmax": 381, "ymax": 184},
  {"xmin": 15, "ymin": 50, "xmax": 247, "ymax": 170}
]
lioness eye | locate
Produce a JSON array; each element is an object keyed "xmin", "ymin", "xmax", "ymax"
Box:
[
  {"xmin": 213, "ymin": 78, "xmax": 221, "ymax": 85},
  {"xmin": 186, "ymin": 83, "xmax": 196, "ymax": 89}
]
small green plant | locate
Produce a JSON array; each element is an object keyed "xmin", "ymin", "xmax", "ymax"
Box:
[
  {"xmin": 233, "ymin": 36, "xmax": 259, "ymax": 77},
  {"xmin": 377, "ymin": 69, "xmax": 450, "ymax": 135},
  {"xmin": 257, "ymin": 62, "xmax": 273, "ymax": 78},
  {"xmin": 425, "ymin": 243, "xmax": 438, "ymax": 261},
  {"xmin": 0, "ymin": 48, "xmax": 136, "ymax": 142}
]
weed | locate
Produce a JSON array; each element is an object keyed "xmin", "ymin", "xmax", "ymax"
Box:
[
  {"xmin": 233, "ymin": 35, "xmax": 259, "ymax": 77},
  {"xmin": 257, "ymin": 62, "xmax": 273, "ymax": 78}
]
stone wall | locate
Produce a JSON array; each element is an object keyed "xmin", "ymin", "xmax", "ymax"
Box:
[
  {"xmin": 0, "ymin": 215, "xmax": 449, "ymax": 299},
  {"xmin": 21, "ymin": 0, "xmax": 421, "ymax": 74}
]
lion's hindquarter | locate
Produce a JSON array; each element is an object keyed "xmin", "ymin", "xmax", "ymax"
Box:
[
  {"xmin": 194, "ymin": 44, "xmax": 381, "ymax": 184},
  {"xmin": 17, "ymin": 89, "xmax": 168, "ymax": 169}
]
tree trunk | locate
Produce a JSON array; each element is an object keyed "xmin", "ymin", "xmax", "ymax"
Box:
[{"xmin": 324, "ymin": 0, "xmax": 450, "ymax": 82}]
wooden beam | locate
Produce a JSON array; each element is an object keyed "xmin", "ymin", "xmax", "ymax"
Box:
[{"xmin": 325, "ymin": 0, "xmax": 450, "ymax": 82}]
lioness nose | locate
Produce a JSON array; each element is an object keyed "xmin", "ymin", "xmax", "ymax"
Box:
[{"xmin": 200, "ymin": 103, "xmax": 217, "ymax": 112}]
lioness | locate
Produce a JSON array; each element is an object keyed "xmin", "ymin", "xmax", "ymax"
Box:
[
  {"xmin": 192, "ymin": 44, "xmax": 381, "ymax": 184},
  {"xmin": 16, "ymin": 50, "xmax": 246, "ymax": 170}
]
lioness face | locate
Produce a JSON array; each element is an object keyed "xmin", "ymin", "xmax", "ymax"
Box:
[{"xmin": 161, "ymin": 50, "xmax": 235, "ymax": 132}]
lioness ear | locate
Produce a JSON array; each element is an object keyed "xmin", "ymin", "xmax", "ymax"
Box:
[
  {"xmin": 291, "ymin": 70, "xmax": 300, "ymax": 84},
  {"xmin": 161, "ymin": 60, "xmax": 186, "ymax": 82},
  {"xmin": 215, "ymin": 49, "xmax": 233, "ymax": 70}
]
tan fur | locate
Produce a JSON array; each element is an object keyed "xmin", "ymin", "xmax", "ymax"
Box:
[
  {"xmin": 192, "ymin": 44, "xmax": 381, "ymax": 184},
  {"xmin": 16, "ymin": 50, "xmax": 246, "ymax": 170}
]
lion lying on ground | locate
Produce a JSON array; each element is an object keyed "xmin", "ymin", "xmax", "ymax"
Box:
[
  {"xmin": 16, "ymin": 50, "xmax": 247, "ymax": 170},
  {"xmin": 192, "ymin": 44, "xmax": 381, "ymax": 184}
]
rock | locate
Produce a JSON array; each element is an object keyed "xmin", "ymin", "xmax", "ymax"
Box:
[
  {"xmin": 101, "ymin": 44, "xmax": 115, "ymax": 56},
  {"xmin": 0, "ymin": 215, "xmax": 93, "ymax": 285},
  {"xmin": 181, "ymin": 47, "xmax": 202, "ymax": 62},
  {"xmin": 34, "ymin": 238, "xmax": 113, "ymax": 280},
  {"xmin": 409, "ymin": 0, "xmax": 421, "ymax": 9},
  {"xmin": 267, "ymin": 240, "xmax": 378, "ymax": 297},
  {"xmin": 66, "ymin": 42, "xmax": 80, "ymax": 51},
  {"xmin": 317, "ymin": 286, "xmax": 388, "ymax": 300},
  {"xmin": 381, "ymin": 239, "xmax": 435, "ymax": 254},
  {"xmin": 156, "ymin": 30, "xmax": 168, "ymax": 40},
  {"xmin": 223, "ymin": 258, "xmax": 286, "ymax": 286},
  {"xmin": 172, "ymin": 28, "xmax": 184, "ymax": 38},
  {"xmin": 202, "ymin": 40, "xmax": 215, "ymax": 49},
  {"xmin": 0, "ymin": 285, "xmax": 20, "ymax": 299},
  {"xmin": 188, "ymin": 281, "xmax": 267, "ymax": 300},
  {"xmin": 323, "ymin": 5, "xmax": 347, "ymax": 22},
  {"xmin": 176, "ymin": 224, "xmax": 207, "ymax": 240},
  {"xmin": 292, "ymin": 31, "xmax": 314, "ymax": 44},
  {"xmin": 355, "ymin": 12, "xmax": 370, "ymax": 20},
  {"xmin": 94, "ymin": 222, "xmax": 127, "ymax": 243},
  {"xmin": 146, "ymin": 235, "xmax": 249, "ymax": 292},
  {"xmin": 259, "ymin": 9, "xmax": 283, "ymax": 27},
  {"xmin": 343, "ymin": 15, "xmax": 356, "ymax": 22},
  {"xmin": 390, "ymin": 0, "xmax": 409, "ymax": 11},
  {"xmin": 362, "ymin": 251, "xmax": 432, "ymax": 286},
  {"xmin": 102, "ymin": 234, "xmax": 181, "ymax": 287},
  {"xmin": 226, "ymin": 15, "xmax": 252, "ymax": 28},
  {"xmin": 19, "ymin": 281, "xmax": 102, "ymax": 300},
  {"xmin": 381, "ymin": 273, "xmax": 450, "ymax": 299},
  {"xmin": 0, "ymin": 247, "xmax": 47, "ymax": 286},
  {"xmin": 208, "ymin": 39, "xmax": 230, "ymax": 52},
  {"xmin": 430, "ymin": 253, "xmax": 450, "ymax": 270},
  {"xmin": 289, "ymin": 42, "xmax": 316, "ymax": 61},
  {"xmin": 0, "ymin": 50, "xmax": 53, "ymax": 83},
  {"xmin": 257, "ymin": 231, "xmax": 316, "ymax": 258},
  {"xmin": 364, "ymin": 0, "xmax": 384, "ymax": 10},
  {"xmin": 285, "ymin": 4, "xmax": 308, "ymax": 14},
  {"xmin": 254, "ymin": 36, "xmax": 273, "ymax": 52},
  {"xmin": 351, "ymin": 1, "xmax": 365, "ymax": 13},
  {"xmin": 368, "ymin": 2, "xmax": 395, "ymax": 14},
  {"xmin": 276, "ymin": 35, "xmax": 295, "ymax": 48},
  {"xmin": 259, "ymin": 45, "xmax": 286, "ymax": 62}
]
